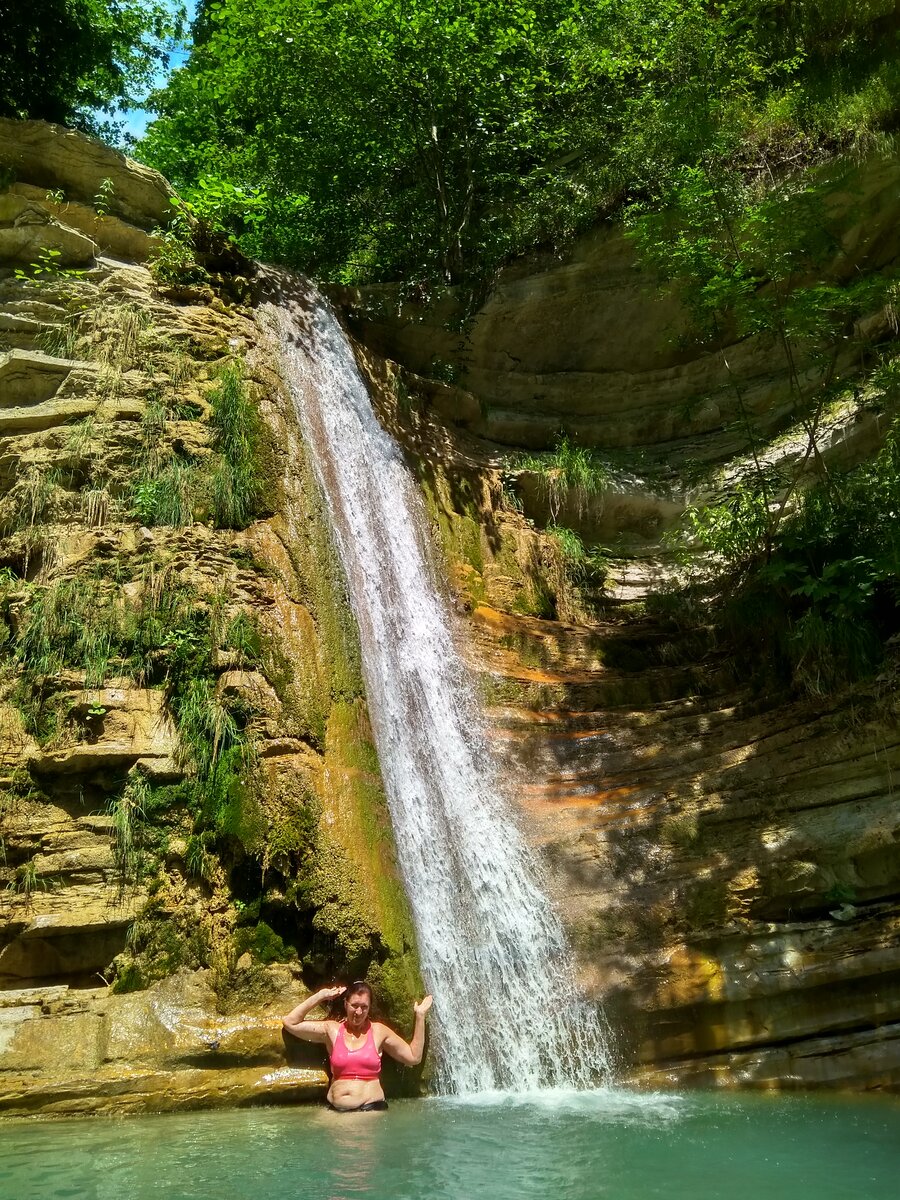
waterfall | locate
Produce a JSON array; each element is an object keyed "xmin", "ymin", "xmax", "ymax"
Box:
[{"xmin": 263, "ymin": 278, "xmax": 612, "ymax": 1094}]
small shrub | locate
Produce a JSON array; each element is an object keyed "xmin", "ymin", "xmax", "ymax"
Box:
[
  {"xmin": 148, "ymin": 207, "xmax": 208, "ymax": 287},
  {"xmin": 1, "ymin": 468, "xmax": 62, "ymax": 537},
  {"xmin": 208, "ymin": 363, "xmax": 267, "ymax": 529},
  {"xmin": 517, "ymin": 435, "xmax": 607, "ymax": 522},
  {"xmin": 14, "ymin": 247, "xmax": 87, "ymax": 285},
  {"xmin": 226, "ymin": 611, "xmax": 262, "ymax": 665},
  {"xmin": 107, "ymin": 767, "xmax": 153, "ymax": 883},
  {"xmin": 129, "ymin": 461, "xmax": 203, "ymax": 527}
]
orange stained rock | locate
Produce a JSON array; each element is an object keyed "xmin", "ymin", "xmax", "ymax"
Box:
[
  {"xmin": 515, "ymin": 782, "xmax": 667, "ymax": 830},
  {"xmin": 472, "ymin": 604, "xmax": 544, "ymax": 632},
  {"xmin": 472, "ymin": 603, "xmax": 606, "ymax": 640},
  {"xmin": 521, "ymin": 781, "xmax": 639, "ymax": 806},
  {"xmin": 662, "ymin": 945, "xmax": 726, "ymax": 1008}
]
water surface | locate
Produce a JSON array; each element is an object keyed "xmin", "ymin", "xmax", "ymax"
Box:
[{"xmin": 2, "ymin": 1089, "xmax": 898, "ymax": 1200}]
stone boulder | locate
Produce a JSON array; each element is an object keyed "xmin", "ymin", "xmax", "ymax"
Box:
[
  {"xmin": 8, "ymin": 184, "xmax": 161, "ymax": 262},
  {"xmin": 0, "ymin": 193, "xmax": 98, "ymax": 266},
  {"xmin": 0, "ymin": 349, "xmax": 91, "ymax": 405},
  {"xmin": 0, "ymin": 970, "xmax": 328, "ymax": 1116},
  {"xmin": 0, "ymin": 887, "xmax": 146, "ymax": 981},
  {"xmin": 0, "ymin": 119, "xmax": 176, "ymax": 231}
]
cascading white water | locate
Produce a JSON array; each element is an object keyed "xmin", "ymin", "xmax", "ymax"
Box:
[{"xmin": 263, "ymin": 278, "xmax": 612, "ymax": 1094}]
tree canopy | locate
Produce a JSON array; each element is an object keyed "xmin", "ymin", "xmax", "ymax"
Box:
[
  {"xmin": 139, "ymin": 0, "xmax": 899, "ymax": 283},
  {"xmin": 0, "ymin": 0, "xmax": 184, "ymax": 135}
]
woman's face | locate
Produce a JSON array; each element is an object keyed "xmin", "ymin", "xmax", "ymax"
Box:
[{"xmin": 345, "ymin": 990, "xmax": 371, "ymax": 1029}]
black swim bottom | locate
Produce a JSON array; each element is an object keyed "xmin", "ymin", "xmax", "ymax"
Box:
[{"xmin": 327, "ymin": 1100, "xmax": 389, "ymax": 1113}]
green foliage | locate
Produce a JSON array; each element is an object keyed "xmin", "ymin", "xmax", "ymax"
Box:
[
  {"xmin": 13, "ymin": 248, "xmax": 88, "ymax": 284},
  {"xmin": 141, "ymin": 0, "xmax": 590, "ymax": 282},
  {"xmin": 130, "ymin": 460, "xmax": 203, "ymax": 527},
  {"xmin": 511, "ymin": 576, "xmax": 557, "ymax": 620},
  {"xmin": 129, "ymin": 367, "xmax": 267, "ymax": 530},
  {"xmin": 14, "ymin": 576, "xmax": 122, "ymax": 686},
  {"xmin": 107, "ymin": 767, "xmax": 153, "ymax": 883},
  {"xmin": 185, "ymin": 831, "xmax": 216, "ymax": 881},
  {"xmin": 1, "ymin": 467, "xmax": 61, "ymax": 537},
  {"xmin": 38, "ymin": 316, "xmax": 82, "ymax": 360},
  {"xmin": 629, "ymin": 26, "xmax": 900, "ymax": 697},
  {"xmin": 711, "ymin": 415, "xmax": 900, "ymax": 694},
  {"xmin": 682, "ymin": 478, "xmax": 776, "ymax": 568},
  {"xmin": 6, "ymin": 858, "xmax": 45, "ymax": 900},
  {"xmin": 226, "ymin": 611, "xmax": 262, "ymax": 665},
  {"xmin": 518, "ymin": 435, "xmax": 608, "ymax": 523},
  {"xmin": 94, "ymin": 176, "xmax": 115, "ymax": 216},
  {"xmin": 0, "ymin": 1, "xmax": 184, "ymax": 136},
  {"xmin": 208, "ymin": 363, "xmax": 267, "ymax": 529},
  {"xmin": 148, "ymin": 204, "xmax": 208, "ymax": 286},
  {"xmin": 160, "ymin": 604, "xmax": 265, "ymax": 855},
  {"xmin": 548, "ymin": 524, "xmax": 587, "ymax": 564},
  {"xmin": 547, "ymin": 524, "xmax": 608, "ymax": 586},
  {"xmin": 632, "ymin": 171, "xmax": 893, "ymax": 558},
  {"xmin": 139, "ymin": 0, "xmax": 899, "ymax": 284}
]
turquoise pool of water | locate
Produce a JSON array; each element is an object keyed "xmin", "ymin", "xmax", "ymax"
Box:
[{"xmin": 1, "ymin": 1089, "xmax": 898, "ymax": 1200}]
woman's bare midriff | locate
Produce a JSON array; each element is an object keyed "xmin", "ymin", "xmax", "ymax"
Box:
[{"xmin": 327, "ymin": 1077, "xmax": 385, "ymax": 1110}]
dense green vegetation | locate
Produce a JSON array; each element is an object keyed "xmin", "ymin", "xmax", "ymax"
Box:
[
  {"xmin": 0, "ymin": 0, "xmax": 183, "ymax": 135},
  {"xmin": 684, "ymin": 395, "xmax": 900, "ymax": 696},
  {"xmin": 138, "ymin": 1, "xmax": 898, "ymax": 284}
]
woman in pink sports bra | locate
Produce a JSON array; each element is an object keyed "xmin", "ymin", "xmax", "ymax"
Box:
[{"xmin": 283, "ymin": 980, "xmax": 433, "ymax": 1112}]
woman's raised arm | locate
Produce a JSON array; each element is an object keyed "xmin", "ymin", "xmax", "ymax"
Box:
[
  {"xmin": 380, "ymin": 995, "xmax": 433, "ymax": 1066},
  {"xmin": 282, "ymin": 986, "xmax": 346, "ymax": 1042}
]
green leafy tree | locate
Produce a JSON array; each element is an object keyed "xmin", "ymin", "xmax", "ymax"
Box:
[
  {"xmin": 0, "ymin": 0, "xmax": 184, "ymax": 134},
  {"xmin": 140, "ymin": 0, "xmax": 899, "ymax": 282},
  {"xmin": 142, "ymin": 0, "xmax": 595, "ymax": 282}
]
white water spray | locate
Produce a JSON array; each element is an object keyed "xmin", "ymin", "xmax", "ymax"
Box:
[{"xmin": 264, "ymin": 278, "xmax": 612, "ymax": 1094}]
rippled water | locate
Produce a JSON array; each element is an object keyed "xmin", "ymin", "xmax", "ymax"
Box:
[{"xmin": 2, "ymin": 1090, "xmax": 899, "ymax": 1200}]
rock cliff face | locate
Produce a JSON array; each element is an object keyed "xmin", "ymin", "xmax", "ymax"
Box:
[
  {"xmin": 0, "ymin": 121, "xmax": 420, "ymax": 1117},
  {"xmin": 2, "ymin": 118, "xmax": 898, "ymax": 1112},
  {"xmin": 340, "ymin": 152, "xmax": 900, "ymax": 1091}
]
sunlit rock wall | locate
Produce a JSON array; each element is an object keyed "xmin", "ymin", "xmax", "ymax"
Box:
[
  {"xmin": 0, "ymin": 120, "xmax": 420, "ymax": 1117},
  {"xmin": 341, "ymin": 153, "xmax": 900, "ymax": 1092}
]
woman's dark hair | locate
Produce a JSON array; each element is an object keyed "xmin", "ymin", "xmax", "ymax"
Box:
[
  {"xmin": 326, "ymin": 979, "xmax": 375, "ymax": 1018},
  {"xmin": 346, "ymin": 980, "xmax": 373, "ymax": 1003}
]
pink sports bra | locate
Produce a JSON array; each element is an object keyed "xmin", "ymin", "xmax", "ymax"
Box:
[{"xmin": 329, "ymin": 1022, "xmax": 382, "ymax": 1081}]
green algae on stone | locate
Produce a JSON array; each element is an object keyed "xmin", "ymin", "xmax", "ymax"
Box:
[{"xmin": 314, "ymin": 699, "xmax": 422, "ymax": 1020}]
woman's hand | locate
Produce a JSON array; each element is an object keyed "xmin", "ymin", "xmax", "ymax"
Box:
[
  {"xmin": 318, "ymin": 985, "xmax": 347, "ymax": 1001},
  {"xmin": 413, "ymin": 995, "xmax": 433, "ymax": 1017}
]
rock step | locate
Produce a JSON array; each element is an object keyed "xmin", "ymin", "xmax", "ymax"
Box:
[{"xmin": 0, "ymin": 984, "xmax": 69, "ymax": 1007}]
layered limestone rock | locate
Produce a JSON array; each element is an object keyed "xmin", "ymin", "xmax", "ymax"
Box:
[
  {"xmin": 0, "ymin": 122, "xmax": 420, "ymax": 1117},
  {"xmin": 343, "ymin": 153, "xmax": 900, "ymax": 1092},
  {"xmin": 337, "ymin": 153, "xmax": 900, "ymax": 456},
  {"xmin": 0, "ymin": 969, "xmax": 327, "ymax": 1117},
  {"xmin": 0, "ymin": 119, "xmax": 176, "ymax": 231}
]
